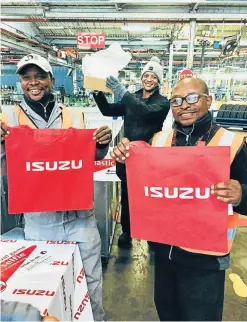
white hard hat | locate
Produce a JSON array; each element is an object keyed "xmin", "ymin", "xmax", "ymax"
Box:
[{"xmin": 16, "ymin": 53, "xmax": 53, "ymax": 76}]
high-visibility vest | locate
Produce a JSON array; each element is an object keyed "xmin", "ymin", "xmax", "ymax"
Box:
[
  {"xmin": 151, "ymin": 127, "xmax": 245, "ymax": 256},
  {"xmin": 0, "ymin": 104, "xmax": 85, "ymax": 129}
]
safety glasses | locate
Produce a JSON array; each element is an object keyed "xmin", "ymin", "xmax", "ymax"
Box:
[{"xmin": 170, "ymin": 92, "xmax": 208, "ymax": 108}]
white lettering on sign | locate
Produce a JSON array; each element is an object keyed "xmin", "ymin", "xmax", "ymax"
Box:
[
  {"xmin": 94, "ymin": 160, "xmax": 115, "ymax": 167},
  {"xmin": 26, "ymin": 160, "xmax": 82, "ymax": 172},
  {"xmin": 77, "ymin": 33, "xmax": 105, "ymax": 49},
  {"xmin": 144, "ymin": 186, "xmax": 210, "ymax": 199}
]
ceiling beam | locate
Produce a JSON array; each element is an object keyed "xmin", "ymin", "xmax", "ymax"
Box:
[
  {"xmin": 3, "ymin": 0, "xmax": 243, "ymax": 4},
  {"xmin": 46, "ymin": 37, "xmax": 247, "ymax": 47},
  {"xmin": 2, "ymin": 5, "xmax": 247, "ymax": 19},
  {"xmin": 1, "ymin": 22, "xmax": 44, "ymax": 41},
  {"xmin": 43, "ymin": 13, "xmax": 247, "ymax": 20},
  {"xmin": 1, "ymin": 34, "xmax": 72, "ymax": 68},
  {"xmin": 1, "ymin": 18, "xmax": 245, "ymax": 24},
  {"xmin": 48, "ymin": 39, "xmax": 172, "ymax": 47},
  {"xmin": 191, "ymin": 3, "xmax": 199, "ymax": 12}
]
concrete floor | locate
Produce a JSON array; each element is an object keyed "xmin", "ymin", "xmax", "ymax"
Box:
[{"xmin": 103, "ymin": 224, "xmax": 247, "ymax": 321}]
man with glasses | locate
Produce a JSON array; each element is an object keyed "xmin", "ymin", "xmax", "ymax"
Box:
[{"xmin": 110, "ymin": 77, "xmax": 247, "ymax": 321}]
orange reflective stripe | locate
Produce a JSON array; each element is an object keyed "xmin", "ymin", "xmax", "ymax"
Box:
[
  {"xmin": 61, "ymin": 107, "xmax": 73, "ymax": 129},
  {"xmin": 228, "ymin": 212, "xmax": 240, "ymax": 229},
  {"xmin": 14, "ymin": 105, "xmax": 37, "ymax": 129},
  {"xmin": 182, "ymin": 238, "xmax": 233, "ymax": 256},
  {"xmin": 0, "ymin": 113, "xmax": 9, "ymax": 126},
  {"xmin": 151, "ymin": 131, "xmax": 163, "ymax": 146},
  {"xmin": 151, "ymin": 129, "xmax": 174, "ymax": 147},
  {"xmin": 61, "ymin": 106, "xmax": 85, "ymax": 129},
  {"xmin": 208, "ymin": 128, "xmax": 244, "ymax": 164},
  {"xmin": 207, "ymin": 127, "xmax": 225, "ymax": 146},
  {"xmin": 239, "ymin": 216, "xmax": 247, "ymax": 227},
  {"xmin": 76, "ymin": 111, "xmax": 85, "ymax": 129},
  {"xmin": 230, "ymin": 134, "xmax": 245, "ymax": 164},
  {"xmin": 2, "ymin": 105, "xmax": 84, "ymax": 130},
  {"xmin": 164, "ymin": 131, "xmax": 174, "ymax": 147}
]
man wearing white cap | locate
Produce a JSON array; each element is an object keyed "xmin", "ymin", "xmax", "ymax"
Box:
[
  {"xmin": 94, "ymin": 56, "xmax": 170, "ymax": 248},
  {"xmin": 0, "ymin": 53, "xmax": 112, "ymax": 321}
]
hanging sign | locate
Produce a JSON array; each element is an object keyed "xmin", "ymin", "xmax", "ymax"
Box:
[
  {"xmin": 178, "ymin": 68, "xmax": 194, "ymax": 79},
  {"xmin": 76, "ymin": 33, "xmax": 105, "ymax": 49}
]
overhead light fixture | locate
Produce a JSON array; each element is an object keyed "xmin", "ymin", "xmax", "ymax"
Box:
[
  {"xmin": 142, "ymin": 38, "xmax": 161, "ymax": 41},
  {"xmin": 121, "ymin": 25, "xmax": 151, "ymax": 32},
  {"xmin": 39, "ymin": 26, "xmax": 64, "ymax": 30}
]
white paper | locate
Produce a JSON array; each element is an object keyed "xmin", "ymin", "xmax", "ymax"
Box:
[{"xmin": 82, "ymin": 43, "xmax": 131, "ymax": 79}]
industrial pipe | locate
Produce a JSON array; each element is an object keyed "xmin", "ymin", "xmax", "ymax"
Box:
[{"xmin": 1, "ymin": 19, "xmax": 246, "ymax": 24}]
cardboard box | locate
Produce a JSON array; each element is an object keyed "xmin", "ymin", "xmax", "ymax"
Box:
[
  {"xmin": 84, "ymin": 75, "xmax": 113, "ymax": 93},
  {"xmin": 0, "ymin": 239, "xmax": 93, "ymax": 321}
]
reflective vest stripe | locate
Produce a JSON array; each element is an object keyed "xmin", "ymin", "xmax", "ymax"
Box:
[
  {"xmin": 229, "ymin": 134, "xmax": 245, "ymax": 165},
  {"xmin": 218, "ymin": 129, "xmax": 235, "ymax": 146},
  {"xmin": 14, "ymin": 105, "xmax": 37, "ymax": 129},
  {"xmin": 0, "ymin": 112, "xmax": 8, "ymax": 125},
  {"xmin": 182, "ymin": 239, "xmax": 234, "ymax": 256},
  {"xmin": 206, "ymin": 127, "xmax": 225, "ymax": 146},
  {"xmin": 207, "ymin": 129, "xmax": 244, "ymax": 165},
  {"xmin": 152, "ymin": 129, "xmax": 174, "ymax": 147},
  {"xmin": 212, "ymin": 130, "xmax": 236, "ymax": 222},
  {"xmin": 1, "ymin": 105, "xmax": 19, "ymax": 127},
  {"xmin": 151, "ymin": 126, "xmax": 245, "ymax": 256},
  {"xmin": 228, "ymin": 229, "xmax": 237, "ymax": 240},
  {"xmin": 211, "ymin": 130, "xmax": 244, "ymax": 217},
  {"xmin": 0, "ymin": 105, "xmax": 85, "ymax": 129},
  {"xmin": 63, "ymin": 107, "xmax": 84, "ymax": 129},
  {"xmin": 228, "ymin": 204, "xmax": 233, "ymax": 215},
  {"xmin": 61, "ymin": 106, "xmax": 73, "ymax": 129}
]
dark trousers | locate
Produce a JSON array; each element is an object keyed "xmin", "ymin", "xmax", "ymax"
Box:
[
  {"xmin": 120, "ymin": 181, "xmax": 130, "ymax": 235},
  {"xmin": 154, "ymin": 250, "xmax": 225, "ymax": 321}
]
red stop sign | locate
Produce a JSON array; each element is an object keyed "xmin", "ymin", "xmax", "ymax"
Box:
[
  {"xmin": 76, "ymin": 33, "xmax": 105, "ymax": 49},
  {"xmin": 178, "ymin": 69, "xmax": 194, "ymax": 80}
]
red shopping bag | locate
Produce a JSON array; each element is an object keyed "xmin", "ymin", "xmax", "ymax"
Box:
[
  {"xmin": 126, "ymin": 141, "xmax": 230, "ymax": 252},
  {"xmin": 5, "ymin": 126, "xmax": 96, "ymax": 213}
]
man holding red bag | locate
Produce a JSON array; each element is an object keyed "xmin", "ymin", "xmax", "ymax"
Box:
[
  {"xmin": 0, "ymin": 54, "xmax": 112, "ymax": 321},
  {"xmin": 110, "ymin": 77, "xmax": 247, "ymax": 321}
]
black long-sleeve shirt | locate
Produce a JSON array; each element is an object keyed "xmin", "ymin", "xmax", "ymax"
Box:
[{"xmin": 93, "ymin": 87, "xmax": 170, "ymax": 180}]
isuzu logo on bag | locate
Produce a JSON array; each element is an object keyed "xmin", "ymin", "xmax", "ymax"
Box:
[
  {"xmin": 6, "ymin": 127, "xmax": 95, "ymax": 213},
  {"xmin": 74, "ymin": 292, "xmax": 89, "ymax": 320},
  {"xmin": 125, "ymin": 142, "xmax": 230, "ymax": 252},
  {"xmin": 26, "ymin": 160, "xmax": 83, "ymax": 172},
  {"xmin": 144, "ymin": 186, "xmax": 210, "ymax": 199},
  {"xmin": 12, "ymin": 289, "xmax": 55, "ymax": 296}
]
